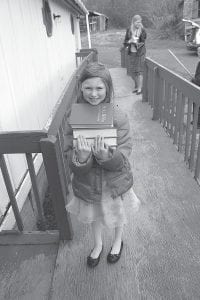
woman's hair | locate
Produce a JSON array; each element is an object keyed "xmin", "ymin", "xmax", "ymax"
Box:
[
  {"xmin": 77, "ymin": 62, "xmax": 114, "ymax": 103},
  {"xmin": 130, "ymin": 14, "xmax": 143, "ymax": 37},
  {"xmin": 132, "ymin": 15, "xmax": 142, "ymax": 24}
]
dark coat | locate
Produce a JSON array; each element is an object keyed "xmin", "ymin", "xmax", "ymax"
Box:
[
  {"xmin": 65, "ymin": 105, "xmax": 133, "ymax": 204},
  {"xmin": 124, "ymin": 27, "xmax": 147, "ymax": 56},
  {"xmin": 191, "ymin": 61, "xmax": 200, "ymax": 86}
]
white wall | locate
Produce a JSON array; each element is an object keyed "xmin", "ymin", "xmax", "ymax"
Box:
[{"xmin": 0, "ymin": 0, "xmax": 80, "ymax": 219}]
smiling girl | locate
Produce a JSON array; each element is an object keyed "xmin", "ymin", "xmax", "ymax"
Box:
[{"xmin": 65, "ymin": 62, "xmax": 134, "ymax": 268}]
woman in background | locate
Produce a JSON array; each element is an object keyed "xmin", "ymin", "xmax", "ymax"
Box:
[{"xmin": 124, "ymin": 15, "xmax": 147, "ymax": 95}]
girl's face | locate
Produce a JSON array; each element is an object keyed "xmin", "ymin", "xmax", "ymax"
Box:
[{"xmin": 81, "ymin": 77, "xmax": 107, "ymax": 105}]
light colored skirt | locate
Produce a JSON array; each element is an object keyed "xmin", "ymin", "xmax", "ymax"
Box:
[{"xmin": 66, "ymin": 186, "xmax": 140, "ymax": 228}]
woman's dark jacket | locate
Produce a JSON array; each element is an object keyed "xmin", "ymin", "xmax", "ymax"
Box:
[
  {"xmin": 124, "ymin": 27, "xmax": 147, "ymax": 56},
  {"xmin": 191, "ymin": 61, "xmax": 200, "ymax": 86},
  {"xmin": 64, "ymin": 104, "xmax": 133, "ymax": 204}
]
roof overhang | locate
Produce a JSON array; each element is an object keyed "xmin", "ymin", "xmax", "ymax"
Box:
[
  {"xmin": 62, "ymin": 0, "xmax": 88, "ymax": 16},
  {"xmin": 89, "ymin": 10, "xmax": 108, "ymax": 19}
]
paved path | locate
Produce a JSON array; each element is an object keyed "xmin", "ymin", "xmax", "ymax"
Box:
[{"xmin": 51, "ymin": 68, "xmax": 200, "ymax": 300}]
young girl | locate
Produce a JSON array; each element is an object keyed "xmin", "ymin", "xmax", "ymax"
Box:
[
  {"xmin": 65, "ymin": 62, "xmax": 135, "ymax": 268},
  {"xmin": 124, "ymin": 15, "xmax": 147, "ymax": 95}
]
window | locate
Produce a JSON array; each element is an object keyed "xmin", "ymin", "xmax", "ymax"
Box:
[
  {"xmin": 42, "ymin": 0, "xmax": 53, "ymax": 37},
  {"xmin": 70, "ymin": 14, "xmax": 74, "ymax": 35}
]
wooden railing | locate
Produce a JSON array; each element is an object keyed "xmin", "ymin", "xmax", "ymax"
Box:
[
  {"xmin": 121, "ymin": 47, "xmax": 200, "ymax": 184},
  {"xmin": 0, "ymin": 49, "xmax": 98, "ymax": 242},
  {"xmin": 143, "ymin": 58, "xmax": 200, "ymax": 183}
]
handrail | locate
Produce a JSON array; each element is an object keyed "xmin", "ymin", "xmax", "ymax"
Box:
[
  {"xmin": 0, "ymin": 49, "xmax": 98, "ymax": 240},
  {"xmin": 143, "ymin": 57, "xmax": 200, "ymax": 183},
  {"xmin": 121, "ymin": 46, "xmax": 200, "ymax": 184}
]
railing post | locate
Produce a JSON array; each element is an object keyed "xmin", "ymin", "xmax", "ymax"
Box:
[
  {"xmin": 79, "ymin": 48, "xmax": 98, "ymax": 62},
  {"xmin": 25, "ymin": 153, "xmax": 46, "ymax": 230},
  {"xmin": 40, "ymin": 136, "xmax": 73, "ymax": 240},
  {"xmin": 91, "ymin": 48, "xmax": 98, "ymax": 62},
  {"xmin": 152, "ymin": 67, "xmax": 160, "ymax": 120},
  {"xmin": 120, "ymin": 46, "xmax": 126, "ymax": 68},
  {"xmin": 142, "ymin": 60, "xmax": 148, "ymax": 102}
]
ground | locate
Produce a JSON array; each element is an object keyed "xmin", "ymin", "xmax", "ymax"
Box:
[{"xmin": 81, "ymin": 28, "xmax": 198, "ymax": 81}]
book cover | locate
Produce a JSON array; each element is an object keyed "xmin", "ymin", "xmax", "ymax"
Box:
[
  {"xmin": 73, "ymin": 128, "xmax": 117, "ymax": 148},
  {"xmin": 69, "ymin": 103, "xmax": 113, "ymax": 128}
]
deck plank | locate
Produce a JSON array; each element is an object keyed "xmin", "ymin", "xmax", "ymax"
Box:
[{"xmin": 0, "ymin": 243, "xmax": 58, "ymax": 300}]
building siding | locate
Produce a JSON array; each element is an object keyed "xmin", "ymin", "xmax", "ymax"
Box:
[{"xmin": 0, "ymin": 0, "xmax": 82, "ymax": 219}]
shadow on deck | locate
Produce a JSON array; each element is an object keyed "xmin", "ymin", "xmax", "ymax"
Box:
[{"xmin": 2, "ymin": 68, "xmax": 200, "ymax": 300}]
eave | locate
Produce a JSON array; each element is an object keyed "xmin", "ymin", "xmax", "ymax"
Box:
[{"xmin": 62, "ymin": 0, "xmax": 88, "ymax": 16}]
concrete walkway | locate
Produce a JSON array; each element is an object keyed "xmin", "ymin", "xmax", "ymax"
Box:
[{"xmin": 50, "ymin": 68, "xmax": 200, "ymax": 300}]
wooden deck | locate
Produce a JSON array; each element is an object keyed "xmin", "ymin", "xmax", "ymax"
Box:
[
  {"xmin": 0, "ymin": 242, "xmax": 58, "ymax": 300},
  {"xmin": 2, "ymin": 68, "xmax": 200, "ymax": 299}
]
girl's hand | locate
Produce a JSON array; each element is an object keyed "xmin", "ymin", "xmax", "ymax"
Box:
[
  {"xmin": 92, "ymin": 136, "xmax": 109, "ymax": 161},
  {"xmin": 76, "ymin": 135, "xmax": 91, "ymax": 163}
]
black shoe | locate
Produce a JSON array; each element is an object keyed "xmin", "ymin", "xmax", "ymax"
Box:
[
  {"xmin": 87, "ymin": 246, "xmax": 103, "ymax": 268},
  {"xmin": 107, "ymin": 241, "xmax": 123, "ymax": 264},
  {"xmin": 132, "ymin": 89, "xmax": 138, "ymax": 93}
]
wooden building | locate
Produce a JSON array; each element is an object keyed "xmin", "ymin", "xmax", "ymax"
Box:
[
  {"xmin": 0, "ymin": 0, "xmax": 89, "ymax": 229},
  {"xmin": 80, "ymin": 10, "xmax": 108, "ymax": 33},
  {"xmin": 183, "ymin": 0, "xmax": 200, "ymax": 20}
]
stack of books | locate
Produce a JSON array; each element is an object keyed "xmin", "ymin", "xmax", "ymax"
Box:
[{"xmin": 69, "ymin": 103, "xmax": 117, "ymax": 147}]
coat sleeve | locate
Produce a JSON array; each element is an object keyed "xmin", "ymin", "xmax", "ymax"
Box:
[
  {"xmin": 192, "ymin": 62, "xmax": 200, "ymax": 86},
  {"xmin": 64, "ymin": 122, "xmax": 93, "ymax": 175},
  {"xmin": 124, "ymin": 28, "xmax": 131, "ymax": 47},
  {"xmin": 137, "ymin": 28, "xmax": 147, "ymax": 50},
  {"xmin": 96, "ymin": 107, "xmax": 132, "ymax": 171},
  {"xmin": 140, "ymin": 28, "xmax": 147, "ymax": 43}
]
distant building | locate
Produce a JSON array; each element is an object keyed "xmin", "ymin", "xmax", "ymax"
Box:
[
  {"xmin": 183, "ymin": 0, "xmax": 200, "ymax": 26},
  {"xmin": 183, "ymin": 0, "xmax": 200, "ymax": 41},
  {"xmin": 80, "ymin": 11, "xmax": 108, "ymax": 33},
  {"xmin": 183, "ymin": 0, "xmax": 200, "ymax": 20}
]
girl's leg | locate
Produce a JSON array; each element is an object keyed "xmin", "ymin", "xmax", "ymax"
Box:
[
  {"xmin": 110, "ymin": 225, "xmax": 123, "ymax": 254},
  {"xmin": 90, "ymin": 220, "xmax": 103, "ymax": 258}
]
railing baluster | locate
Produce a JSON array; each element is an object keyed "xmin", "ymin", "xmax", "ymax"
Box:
[
  {"xmin": 189, "ymin": 103, "xmax": 199, "ymax": 170},
  {"xmin": 165, "ymin": 82, "xmax": 170, "ymax": 133},
  {"xmin": 0, "ymin": 155, "xmax": 23, "ymax": 231},
  {"xmin": 174, "ymin": 90, "xmax": 181, "ymax": 146},
  {"xmin": 149, "ymin": 68, "xmax": 154, "ymax": 107},
  {"xmin": 162, "ymin": 80, "xmax": 167, "ymax": 129},
  {"xmin": 25, "ymin": 153, "xmax": 45, "ymax": 230},
  {"xmin": 185, "ymin": 99, "xmax": 192, "ymax": 163},
  {"xmin": 159, "ymin": 78, "xmax": 165, "ymax": 126},
  {"xmin": 152, "ymin": 67, "xmax": 160, "ymax": 120},
  {"xmin": 195, "ymin": 135, "xmax": 200, "ymax": 180},
  {"xmin": 142, "ymin": 61, "xmax": 148, "ymax": 102},
  {"xmin": 178, "ymin": 94, "xmax": 185, "ymax": 152},
  {"xmin": 170, "ymin": 86, "xmax": 176, "ymax": 138}
]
